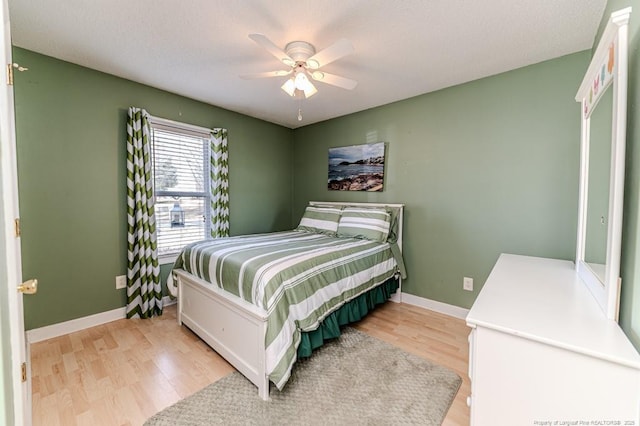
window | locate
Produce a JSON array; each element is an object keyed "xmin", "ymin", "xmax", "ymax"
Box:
[{"xmin": 149, "ymin": 118, "xmax": 212, "ymax": 259}]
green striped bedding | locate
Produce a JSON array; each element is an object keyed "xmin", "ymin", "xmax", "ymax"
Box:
[
  {"xmin": 173, "ymin": 230, "xmax": 399, "ymax": 390},
  {"xmin": 337, "ymin": 207, "xmax": 391, "ymax": 242}
]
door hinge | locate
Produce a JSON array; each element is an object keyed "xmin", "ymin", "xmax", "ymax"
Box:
[
  {"xmin": 6, "ymin": 63, "xmax": 28, "ymax": 86},
  {"xmin": 21, "ymin": 362, "xmax": 26, "ymax": 382},
  {"xmin": 6, "ymin": 63, "xmax": 12, "ymax": 86},
  {"xmin": 14, "ymin": 218, "xmax": 20, "ymax": 237}
]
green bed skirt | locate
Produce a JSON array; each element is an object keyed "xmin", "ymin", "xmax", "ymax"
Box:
[{"xmin": 297, "ymin": 277, "xmax": 399, "ymax": 358}]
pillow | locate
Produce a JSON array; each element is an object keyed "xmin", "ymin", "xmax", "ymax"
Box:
[
  {"xmin": 296, "ymin": 206, "xmax": 342, "ymax": 235},
  {"xmin": 337, "ymin": 207, "xmax": 391, "ymax": 242}
]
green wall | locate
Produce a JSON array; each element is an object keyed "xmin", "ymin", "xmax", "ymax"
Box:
[
  {"xmin": 292, "ymin": 52, "xmax": 589, "ymax": 308},
  {"xmin": 13, "ymin": 33, "xmax": 616, "ymax": 331},
  {"xmin": 13, "ymin": 48, "xmax": 294, "ymax": 330}
]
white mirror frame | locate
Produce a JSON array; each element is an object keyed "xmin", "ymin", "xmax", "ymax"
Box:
[{"xmin": 575, "ymin": 7, "xmax": 631, "ymax": 321}]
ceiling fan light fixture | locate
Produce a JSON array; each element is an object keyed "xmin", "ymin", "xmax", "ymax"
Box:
[
  {"xmin": 281, "ymin": 72, "xmax": 318, "ymax": 99},
  {"xmin": 281, "ymin": 78, "xmax": 296, "ymax": 96},
  {"xmin": 294, "ymin": 72, "xmax": 311, "ymax": 90},
  {"xmin": 303, "ymin": 82, "xmax": 317, "ymax": 98}
]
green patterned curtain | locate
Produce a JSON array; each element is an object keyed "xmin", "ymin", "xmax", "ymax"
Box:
[
  {"xmin": 210, "ymin": 128, "xmax": 230, "ymax": 238},
  {"xmin": 126, "ymin": 107, "xmax": 163, "ymax": 318}
]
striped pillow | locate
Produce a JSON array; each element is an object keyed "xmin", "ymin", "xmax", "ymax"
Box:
[
  {"xmin": 296, "ymin": 206, "xmax": 342, "ymax": 235},
  {"xmin": 337, "ymin": 207, "xmax": 391, "ymax": 242}
]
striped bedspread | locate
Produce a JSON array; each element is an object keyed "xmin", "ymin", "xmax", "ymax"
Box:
[{"xmin": 173, "ymin": 230, "xmax": 399, "ymax": 389}]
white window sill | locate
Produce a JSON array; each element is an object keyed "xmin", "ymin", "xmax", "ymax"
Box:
[{"xmin": 158, "ymin": 254, "xmax": 178, "ymax": 266}]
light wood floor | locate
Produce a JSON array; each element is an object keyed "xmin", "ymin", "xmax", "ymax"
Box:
[{"xmin": 30, "ymin": 302, "xmax": 471, "ymax": 425}]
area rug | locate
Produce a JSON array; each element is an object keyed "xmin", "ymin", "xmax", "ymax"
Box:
[{"xmin": 144, "ymin": 327, "xmax": 461, "ymax": 425}]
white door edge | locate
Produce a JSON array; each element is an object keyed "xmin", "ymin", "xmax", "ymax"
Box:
[{"xmin": 0, "ymin": 0, "xmax": 29, "ymax": 423}]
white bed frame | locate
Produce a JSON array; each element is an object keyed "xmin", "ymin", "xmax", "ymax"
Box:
[{"xmin": 174, "ymin": 202, "xmax": 404, "ymax": 400}]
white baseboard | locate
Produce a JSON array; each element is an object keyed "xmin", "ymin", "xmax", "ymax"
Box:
[
  {"xmin": 27, "ymin": 295, "xmax": 178, "ymax": 344},
  {"xmin": 26, "ymin": 306, "xmax": 126, "ymax": 344},
  {"xmin": 401, "ymin": 292, "xmax": 470, "ymax": 320},
  {"xmin": 25, "ymin": 293, "xmax": 458, "ymax": 344},
  {"xmin": 163, "ymin": 295, "xmax": 177, "ymax": 307}
]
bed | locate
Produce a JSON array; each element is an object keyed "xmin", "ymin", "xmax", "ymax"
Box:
[{"xmin": 170, "ymin": 201, "xmax": 405, "ymax": 400}]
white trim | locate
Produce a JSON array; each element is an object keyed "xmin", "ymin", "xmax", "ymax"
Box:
[
  {"xmin": 309, "ymin": 201, "xmax": 405, "ymax": 208},
  {"xmin": 401, "ymin": 292, "xmax": 469, "ymax": 320},
  {"xmin": 26, "ymin": 307, "xmax": 126, "ymax": 343},
  {"xmin": 162, "ymin": 295, "xmax": 177, "ymax": 307},
  {"xmin": 148, "ymin": 114, "xmax": 212, "ymax": 138},
  {"xmin": 159, "ymin": 253, "xmax": 178, "ymax": 265},
  {"xmin": 26, "ymin": 296, "xmax": 176, "ymax": 343},
  {"xmin": 574, "ymin": 7, "xmax": 631, "ymax": 321},
  {"xmin": 1, "ymin": 0, "xmax": 28, "ymax": 421}
]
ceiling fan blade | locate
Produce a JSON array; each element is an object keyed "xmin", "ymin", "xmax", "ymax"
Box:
[
  {"xmin": 240, "ymin": 70, "xmax": 292, "ymax": 79},
  {"xmin": 311, "ymin": 71, "xmax": 358, "ymax": 90},
  {"xmin": 306, "ymin": 39, "xmax": 354, "ymax": 69},
  {"xmin": 248, "ymin": 34, "xmax": 295, "ymax": 66}
]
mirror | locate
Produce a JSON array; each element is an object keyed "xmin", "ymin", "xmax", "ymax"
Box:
[
  {"xmin": 584, "ymin": 86, "xmax": 612, "ymax": 283},
  {"xmin": 575, "ymin": 7, "xmax": 631, "ymax": 321}
]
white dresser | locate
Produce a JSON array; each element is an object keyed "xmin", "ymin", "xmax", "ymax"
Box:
[{"xmin": 466, "ymin": 254, "xmax": 640, "ymax": 425}]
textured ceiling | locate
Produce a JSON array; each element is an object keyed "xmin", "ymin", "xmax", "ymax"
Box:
[{"xmin": 8, "ymin": 0, "xmax": 606, "ymax": 129}]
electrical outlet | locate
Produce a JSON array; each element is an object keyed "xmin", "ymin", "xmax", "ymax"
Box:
[
  {"xmin": 115, "ymin": 275, "xmax": 126, "ymax": 289},
  {"xmin": 463, "ymin": 277, "xmax": 474, "ymax": 291}
]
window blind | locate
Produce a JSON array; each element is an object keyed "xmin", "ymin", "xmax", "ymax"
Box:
[{"xmin": 151, "ymin": 124, "xmax": 211, "ymax": 256}]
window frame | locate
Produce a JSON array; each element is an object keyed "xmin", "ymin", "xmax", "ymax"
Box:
[{"xmin": 148, "ymin": 115, "xmax": 213, "ymax": 265}]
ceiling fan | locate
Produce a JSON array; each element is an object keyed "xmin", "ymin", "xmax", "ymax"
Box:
[{"xmin": 241, "ymin": 34, "xmax": 358, "ymax": 99}]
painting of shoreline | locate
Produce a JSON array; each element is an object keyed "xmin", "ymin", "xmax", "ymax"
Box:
[{"xmin": 328, "ymin": 142, "xmax": 385, "ymax": 191}]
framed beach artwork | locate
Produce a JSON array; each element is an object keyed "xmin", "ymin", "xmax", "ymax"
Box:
[{"xmin": 328, "ymin": 142, "xmax": 385, "ymax": 191}]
